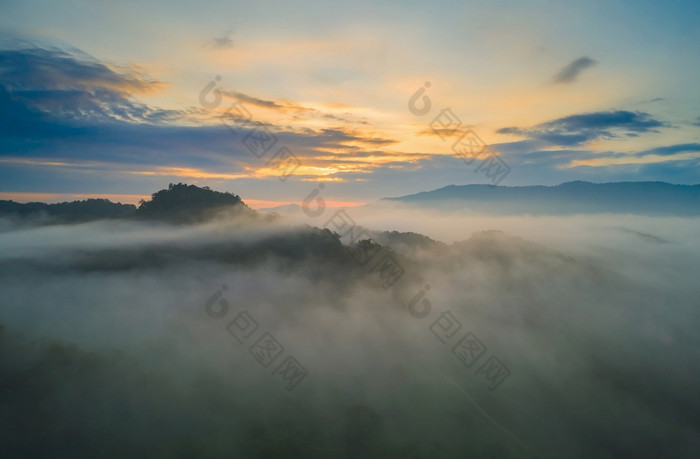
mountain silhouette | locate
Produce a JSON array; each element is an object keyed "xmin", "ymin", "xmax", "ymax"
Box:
[
  {"xmin": 4, "ymin": 181, "xmax": 699, "ymax": 226},
  {"xmin": 135, "ymin": 183, "xmax": 257, "ymax": 223},
  {"xmin": 0, "ymin": 198, "xmax": 136, "ymax": 224},
  {"xmin": 0, "ymin": 183, "xmax": 257, "ymax": 225},
  {"xmin": 384, "ymin": 181, "xmax": 700, "ymax": 216}
]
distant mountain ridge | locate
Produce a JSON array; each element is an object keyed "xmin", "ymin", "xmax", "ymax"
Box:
[
  {"xmin": 0, "ymin": 199, "xmax": 136, "ymax": 223},
  {"xmin": 384, "ymin": 181, "xmax": 700, "ymax": 216},
  {"xmin": 3, "ymin": 181, "xmax": 699, "ymax": 224}
]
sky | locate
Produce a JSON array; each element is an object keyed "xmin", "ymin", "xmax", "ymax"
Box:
[{"xmin": 0, "ymin": 0, "xmax": 698, "ymax": 207}]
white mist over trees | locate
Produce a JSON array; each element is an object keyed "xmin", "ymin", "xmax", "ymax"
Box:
[{"xmin": 0, "ymin": 184, "xmax": 698, "ymax": 458}]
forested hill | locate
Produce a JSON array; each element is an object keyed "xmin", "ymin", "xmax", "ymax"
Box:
[{"xmin": 0, "ymin": 183, "xmax": 256, "ymax": 225}]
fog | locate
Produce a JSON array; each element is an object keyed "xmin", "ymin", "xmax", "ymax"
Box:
[
  {"xmin": 284, "ymin": 201, "xmax": 700, "ymax": 294},
  {"xmin": 0, "ymin": 208, "xmax": 698, "ymax": 457}
]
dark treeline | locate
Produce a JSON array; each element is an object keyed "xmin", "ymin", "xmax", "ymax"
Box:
[{"xmin": 0, "ymin": 183, "xmax": 257, "ymax": 225}]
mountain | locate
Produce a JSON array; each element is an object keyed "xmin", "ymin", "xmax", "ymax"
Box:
[
  {"xmin": 256, "ymin": 203, "xmax": 303, "ymax": 215},
  {"xmin": 383, "ymin": 181, "xmax": 700, "ymax": 216},
  {"xmin": 0, "ymin": 183, "xmax": 258, "ymax": 225},
  {"xmin": 0, "ymin": 198, "xmax": 136, "ymax": 224},
  {"xmin": 134, "ymin": 183, "xmax": 257, "ymax": 223}
]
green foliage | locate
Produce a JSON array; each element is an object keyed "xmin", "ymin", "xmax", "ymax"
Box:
[{"xmin": 135, "ymin": 183, "xmax": 255, "ymax": 223}]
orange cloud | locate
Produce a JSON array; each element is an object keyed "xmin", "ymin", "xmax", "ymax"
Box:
[{"xmin": 128, "ymin": 167, "xmax": 252, "ymax": 180}]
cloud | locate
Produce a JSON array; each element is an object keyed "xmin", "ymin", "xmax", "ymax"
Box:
[
  {"xmin": 636, "ymin": 158, "xmax": 700, "ymax": 183},
  {"xmin": 497, "ymin": 110, "xmax": 666, "ymax": 147},
  {"xmin": 221, "ymin": 90, "xmax": 367, "ymax": 126},
  {"xmin": 415, "ymin": 127, "xmax": 475, "ymax": 138},
  {"xmin": 634, "ymin": 143, "xmax": 700, "ymax": 157},
  {"xmin": 0, "ymin": 44, "xmax": 412, "ymax": 188},
  {"xmin": 0, "ymin": 52, "xmax": 406, "ymax": 189},
  {"xmin": 209, "ymin": 30, "xmax": 234, "ymax": 49},
  {"xmin": 552, "ymin": 56, "xmax": 597, "ymax": 84},
  {"xmin": 223, "ymin": 91, "xmax": 309, "ymax": 112},
  {"xmin": 0, "ymin": 45, "xmax": 180, "ymax": 125},
  {"xmin": 1, "ymin": 43, "xmax": 694, "ymax": 198},
  {"xmin": 0, "ymin": 46, "xmax": 162, "ymax": 94}
]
